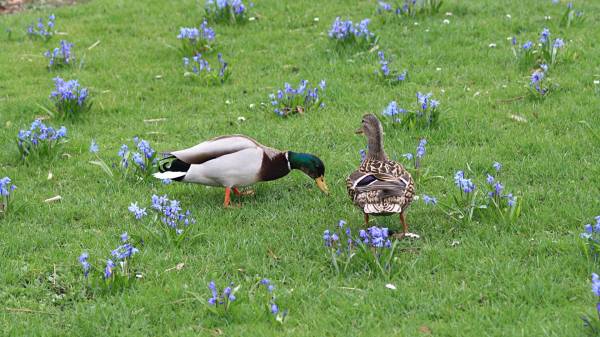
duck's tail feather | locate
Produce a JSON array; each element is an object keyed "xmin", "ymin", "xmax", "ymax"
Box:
[{"xmin": 155, "ymin": 154, "xmax": 190, "ymax": 182}]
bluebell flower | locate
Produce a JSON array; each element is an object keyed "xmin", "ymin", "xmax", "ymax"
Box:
[
  {"xmin": 493, "ymin": 162, "xmax": 502, "ymax": 171},
  {"xmin": 592, "ymin": 273, "xmax": 600, "ymax": 296},
  {"xmin": 111, "ymin": 243, "xmax": 139, "ymax": 260},
  {"xmin": 416, "ymin": 139, "xmax": 427, "ymax": 158},
  {"xmin": 539, "ymin": 28, "xmax": 550, "ymax": 44},
  {"xmin": 271, "ymin": 303, "xmax": 279, "ymax": 314},
  {"xmin": 454, "ymin": 171, "xmax": 475, "ymax": 193},
  {"xmin": 378, "ymin": 1, "xmax": 392, "ymax": 11},
  {"xmin": 359, "ymin": 149, "xmax": 367, "ymax": 162},
  {"xmin": 128, "ymin": 202, "xmax": 147, "ymax": 219},
  {"xmin": 522, "ymin": 41, "xmax": 533, "ymax": 50},
  {"xmin": 89, "ymin": 139, "xmax": 99, "ymax": 153},
  {"xmin": 104, "ymin": 259, "xmax": 115, "ymax": 279},
  {"xmin": 553, "ymin": 38, "xmax": 564, "ymax": 49},
  {"xmin": 0, "ymin": 177, "xmax": 16, "ymax": 197},
  {"xmin": 511, "ymin": 36, "xmax": 517, "ymax": 45},
  {"xmin": 505, "ymin": 193, "xmax": 516, "ymax": 207},
  {"xmin": 120, "ymin": 232, "xmax": 129, "ymax": 242},
  {"xmin": 383, "ymin": 101, "xmax": 402, "ymax": 116},
  {"xmin": 423, "ymin": 195, "xmax": 437, "ymax": 205},
  {"xmin": 78, "ymin": 252, "xmax": 90, "ymax": 277}
]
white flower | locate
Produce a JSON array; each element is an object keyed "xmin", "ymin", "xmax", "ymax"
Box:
[
  {"xmin": 445, "ymin": 12, "xmax": 453, "ymax": 16},
  {"xmin": 506, "ymin": 14, "xmax": 512, "ymax": 19},
  {"xmin": 488, "ymin": 43, "xmax": 497, "ymax": 48},
  {"xmin": 442, "ymin": 19, "xmax": 450, "ymax": 24},
  {"xmin": 385, "ymin": 284, "xmax": 397, "ymax": 290},
  {"xmin": 594, "ymin": 80, "xmax": 600, "ymax": 85},
  {"xmin": 314, "ymin": 17, "xmax": 319, "ymax": 22}
]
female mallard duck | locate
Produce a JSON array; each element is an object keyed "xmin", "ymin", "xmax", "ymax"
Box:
[
  {"xmin": 346, "ymin": 114, "xmax": 417, "ymax": 239},
  {"xmin": 153, "ymin": 135, "xmax": 328, "ymax": 207}
]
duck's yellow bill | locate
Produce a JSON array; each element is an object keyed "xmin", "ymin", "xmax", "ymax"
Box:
[
  {"xmin": 315, "ymin": 176, "xmax": 329, "ymax": 194},
  {"xmin": 355, "ymin": 127, "xmax": 364, "ymax": 134}
]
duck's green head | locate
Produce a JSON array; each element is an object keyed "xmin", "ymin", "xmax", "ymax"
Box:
[{"xmin": 287, "ymin": 151, "xmax": 328, "ymax": 194}]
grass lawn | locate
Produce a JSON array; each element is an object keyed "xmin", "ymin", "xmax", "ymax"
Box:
[{"xmin": 1, "ymin": 0, "xmax": 600, "ymax": 335}]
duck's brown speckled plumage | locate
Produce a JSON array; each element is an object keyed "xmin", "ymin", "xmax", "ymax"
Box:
[
  {"xmin": 346, "ymin": 114, "xmax": 415, "ymax": 216},
  {"xmin": 346, "ymin": 158, "xmax": 414, "ymax": 215}
]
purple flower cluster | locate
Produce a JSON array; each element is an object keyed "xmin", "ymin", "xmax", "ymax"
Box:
[
  {"xmin": 183, "ymin": 53, "xmax": 229, "ymax": 84},
  {"xmin": 44, "ymin": 40, "xmax": 74, "ymax": 68},
  {"xmin": 485, "ymin": 163, "xmax": 516, "ymax": 207},
  {"xmin": 78, "ymin": 233, "xmax": 139, "ymax": 280},
  {"xmin": 269, "ymin": 79, "xmax": 326, "ymax": 117},
  {"xmin": 328, "ymin": 17, "xmax": 375, "ymax": 44},
  {"xmin": 17, "ymin": 119, "xmax": 67, "ymax": 159},
  {"xmin": 402, "ymin": 138, "xmax": 427, "ymax": 169},
  {"xmin": 208, "ymin": 281, "xmax": 237, "ymax": 306},
  {"xmin": 0, "ymin": 177, "xmax": 16, "ymax": 215},
  {"xmin": 78, "ymin": 252, "xmax": 90, "ymax": 277},
  {"xmin": 147, "ymin": 194, "xmax": 196, "ymax": 235},
  {"xmin": 118, "ymin": 137, "xmax": 157, "ymax": 174},
  {"xmin": 323, "ymin": 220, "xmax": 353, "ymax": 254},
  {"xmin": 111, "ymin": 232, "xmax": 140, "ymax": 260},
  {"xmin": 377, "ymin": 51, "xmax": 407, "ymax": 84},
  {"xmin": 580, "ymin": 216, "xmax": 600, "ymax": 240},
  {"xmin": 205, "ymin": 0, "xmax": 248, "ymax": 22},
  {"xmin": 377, "ymin": 0, "xmax": 440, "ymax": 17},
  {"xmin": 417, "ymin": 92, "xmax": 439, "ymax": 113},
  {"xmin": 454, "ymin": 171, "xmax": 476, "ymax": 193},
  {"xmin": 0, "ymin": 177, "xmax": 16, "ymax": 198},
  {"xmin": 382, "ymin": 93, "xmax": 439, "ymax": 128},
  {"xmin": 49, "ymin": 77, "xmax": 90, "ymax": 118},
  {"xmin": 26, "ymin": 14, "xmax": 55, "ymax": 40},
  {"xmin": 324, "ymin": 220, "xmax": 392, "ymax": 250},
  {"xmin": 359, "ymin": 226, "xmax": 392, "ymax": 248},
  {"xmin": 177, "ymin": 21, "xmax": 215, "ymax": 42},
  {"xmin": 260, "ymin": 279, "xmax": 288, "ymax": 322},
  {"xmin": 382, "ymin": 101, "xmax": 406, "ymax": 123},
  {"xmin": 530, "ymin": 64, "xmax": 549, "ymax": 96}
]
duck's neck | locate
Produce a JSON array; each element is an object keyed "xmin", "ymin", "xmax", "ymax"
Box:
[{"xmin": 367, "ymin": 130, "xmax": 387, "ymax": 161}]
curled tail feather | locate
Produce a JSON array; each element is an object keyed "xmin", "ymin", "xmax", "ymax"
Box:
[{"xmin": 154, "ymin": 155, "xmax": 190, "ymax": 181}]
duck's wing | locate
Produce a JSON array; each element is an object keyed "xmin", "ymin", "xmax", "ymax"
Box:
[
  {"xmin": 350, "ymin": 172, "xmax": 410, "ymax": 198},
  {"xmin": 171, "ymin": 135, "xmax": 262, "ymax": 165}
]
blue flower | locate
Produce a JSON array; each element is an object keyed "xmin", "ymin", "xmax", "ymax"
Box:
[
  {"xmin": 486, "ymin": 174, "xmax": 495, "ymax": 185},
  {"xmin": 89, "ymin": 139, "xmax": 99, "ymax": 153},
  {"xmin": 505, "ymin": 193, "xmax": 516, "ymax": 207},
  {"xmin": 539, "ymin": 28, "xmax": 550, "ymax": 44},
  {"xmin": 0, "ymin": 177, "xmax": 16, "ymax": 197},
  {"xmin": 592, "ymin": 273, "xmax": 600, "ymax": 296},
  {"xmin": 128, "ymin": 202, "xmax": 147, "ymax": 219},
  {"xmin": 111, "ymin": 243, "xmax": 139, "ymax": 259},
  {"xmin": 522, "ymin": 41, "xmax": 533, "ymax": 50},
  {"xmin": 493, "ymin": 162, "xmax": 502, "ymax": 171},
  {"xmin": 120, "ymin": 232, "xmax": 129, "ymax": 242},
  {"xmin": 78, "ymin": 252, "xmax": 90, "ymax": 277},
  {"xmin": 423, "ymin": 195, "xmax": 437, "ymax": 205},
  {"xmin": 416, "ymin": 139, "xmax": 427, "ymax": 158},
  {"xmin": 104, "ymin": 259, "xmax": 115, "ymax": 279},
  {"xmin": 271, "ymin": 303, "xmax": 279, "ymax": 314},
  {"xmin": 402, "ymin": 153, "xmax": 413, "ymax": 160},
  {"xmin": 454, "ymin": 171, "xmax": 475, "ymax": 193},
  {"xmin": 553, "ymin": 38, "xmax": 564, "ymax": 49}
]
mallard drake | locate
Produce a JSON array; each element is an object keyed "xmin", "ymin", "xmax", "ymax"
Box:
[
  {"xmin": 153, "ymin": 135, "xmax": 328, "ymax": 207},
  {"xmin": 346, "ymin": 114, "xmax": 416, "ymax": 239}
]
